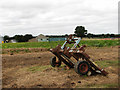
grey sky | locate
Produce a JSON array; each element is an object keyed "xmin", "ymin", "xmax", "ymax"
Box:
[{"xmin": 0, "ymin": 0, "xmax": 119, "ymax": 36}]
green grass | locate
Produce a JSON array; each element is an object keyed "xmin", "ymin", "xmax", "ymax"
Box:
[
  {"xmin": 27, "ymin": 60, "xmax": 118, "ymax": 73},
  {"xmin": 2, "ymin": 41, "xmax": 64, "ymax": 49},
  {"xmin": 95, "ymin": 60, "xmax": 118, "ymax": 68},
  {"xmin": 27, "ymin": 64, "xmax": 68, "ymax": 73},
  {"xmin": 103, "ymin": 83, "xmax": 118, "ymax": 88},
  {"xmin": 27, "ymin": 65, "xmax": 51, "ymax": 73},
  {"xmin": 2, "ymin": 40, "xmax": 119, "ymax": 49},
  {"xmin": 0, "ymin": 44, "xmax": 2, "ymax": 48},
  {"xmin": 84, "ymin": 83, "xmax": 118, "ymax": 88}
]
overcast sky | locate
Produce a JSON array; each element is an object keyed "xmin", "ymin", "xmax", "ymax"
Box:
[{"xmin": 0, "ymin": 0, "xmax": 119, "ymax": 36}]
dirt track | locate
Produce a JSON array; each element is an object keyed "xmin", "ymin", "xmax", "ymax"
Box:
[{"xmin": 2, "ymin": 47, "xmax": 118, "ymax": 88}]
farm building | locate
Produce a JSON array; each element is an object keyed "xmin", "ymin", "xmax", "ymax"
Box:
[
  {"xmin": 37, "ymin": 34, "xmax": 49, "ymax": 42},
  {"xmin": 49, "ymin": 37, "xmax": 66, "ymax": 41},
  {"xmin": 8, "ymin": 39, "xmax": 17, "ymax": 43},
  {"xmin": 28, "ymin": 38, "xmax": 37, "ymax": 42},
  {"xmin": 29, "ymin": 34, "xmax": 66, "ymax": 42},
  {"xmin": 29, "ymin": 34, "xmax": 49, "ymax": 42},
  {"xmin": 0, "ymin": 36, "xmax": 4, "ymax": 43}
]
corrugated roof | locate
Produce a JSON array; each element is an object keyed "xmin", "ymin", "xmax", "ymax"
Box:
[{"xmin": 36, "ymin": 34, "xmax": 49, "ymax": 39}]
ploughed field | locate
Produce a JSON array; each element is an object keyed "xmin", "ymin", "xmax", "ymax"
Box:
[{"xmin": 2, "ymin": 46, "xmax": 118, "ymax": 88}]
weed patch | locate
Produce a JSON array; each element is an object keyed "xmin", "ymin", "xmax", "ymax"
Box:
[
  {"xmin": 27, "ymin": 65, "xmax": 51, "ymax": 73},
  {"xmin": 95, "ymin": 60, "xmax": 118, "ymax": 68},
  {"xmin": 2, "ymin": 40, "xmax": 119, "ymax": 49}
]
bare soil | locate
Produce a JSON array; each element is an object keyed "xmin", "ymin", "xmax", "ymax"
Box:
[{"xmin": 2, "ymin": 46, "xmax": 118, "ymax": 88}]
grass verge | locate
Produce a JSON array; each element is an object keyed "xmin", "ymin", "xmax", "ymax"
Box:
[
  {"xmin": 85, "ymin": 83, "xmax": 118, "ymax": 88},
  {"xmin": 27, "ymin": 65, "xmax": 51, "ymax": 73},
  {"xmin": 2, "ymin": 40, "xmax": 119, "ymax": 49},
  {"xmin": 95, "ymin": 60, "xmax": 118, "ymax": 68}
]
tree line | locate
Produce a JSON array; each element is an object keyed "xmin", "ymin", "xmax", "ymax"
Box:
[
  {"xmin": 3, "ymin": 26, "xmax": 120, "ymax": 42},
  {"xmin": 4, "ymin": 34, "xmax": 35, "ymax": 42},
  {"xmin": 3, "ymin": 33, "xmax": 119, "ymax": 43},
  {"xmin": 74, "ymin": 26, "xmax": 119, "ymax": 38}
]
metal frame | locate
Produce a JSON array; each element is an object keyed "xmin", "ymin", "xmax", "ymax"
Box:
[{"xmin": 50, "ymin": 34, "xmax": 108, "ymax": 76}]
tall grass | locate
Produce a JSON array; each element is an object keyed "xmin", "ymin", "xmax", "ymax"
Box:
[{"xmin": 2, "ymin": 40, "xmax": 119, "ymax": 49}]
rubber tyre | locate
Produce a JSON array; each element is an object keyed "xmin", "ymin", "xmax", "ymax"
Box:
[
  {"xmin": 74, "ymin": 61, "xmax": 90, "ymax": 75},
  {"xmin": 50, "ymin": 56, "xmax": 61, "ymax": 67}
]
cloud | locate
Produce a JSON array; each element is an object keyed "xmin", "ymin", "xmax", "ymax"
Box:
[{"xmin": 0, "ymin": 0, "xmax": 119, "ymax": 36}]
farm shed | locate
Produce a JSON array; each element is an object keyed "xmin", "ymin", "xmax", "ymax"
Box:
[
  {"xmin": 49, "ymin": 37, "xmax": 66, "ymax": 41},
  {"xmin": 28, "ymin": 38, "xmax": 37, "ymax": 42},
  {"xmin": 29, "ymin": 34, "xmax": 66, "ymax": 42},
  {"xmin": 37, "ymin": 34, "xmax": 49, "ymax": 42},
  {"xmin": 29, "ymin": 34, "xmax": 49, "ymax": 42},
  {"xmin": 8, "ymin": 39, "xmax": 17, "ymax": 43}
]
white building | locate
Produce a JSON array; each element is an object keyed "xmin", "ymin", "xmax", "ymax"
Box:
[
  {"xmin": 8, "ymin": 39, "xmax": 17, "ymax": 43},
  {"xmin": 36, "ymin": 34, "xmax": 49, "ymax": 42},
  {"xmin": 0, "ymin": 36, "xmax": 4, "ymax": 43},
  {"xmin": 29, "ymin": 34, "xmax": 49, "ymax": 42}
]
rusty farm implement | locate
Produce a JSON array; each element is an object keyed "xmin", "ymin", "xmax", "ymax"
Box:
[{"xmin": 50, "ymin": 34, "xmax": 108, "ymax": 76}]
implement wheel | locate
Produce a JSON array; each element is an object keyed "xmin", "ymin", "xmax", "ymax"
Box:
[
  {"xmin": 50, "ymin": 56, "xmax": 61, "ymax": 67},
  {"xmin": 74, "ymin": 61, "xmax": 90, "ymax": 75}
]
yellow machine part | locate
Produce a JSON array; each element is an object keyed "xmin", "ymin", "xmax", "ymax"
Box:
[{"xmin": 2, "ymin": 41, "xmax": 4, "ymax": 43}]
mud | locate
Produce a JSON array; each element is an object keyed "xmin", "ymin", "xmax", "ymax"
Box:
[{"xmin": 2, "ymin": 47, "xmax": 118, "ymax": 88}]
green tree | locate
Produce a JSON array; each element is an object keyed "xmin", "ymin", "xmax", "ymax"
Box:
[
  {"xmin": 13, "ymin": 34, "xmax": 34, "ymax": 42},
  {"xmin": 4, "ymin": 35, "xmax": 10, "ymax": 41},
  {"xmin": 74, "ymin": 26, "xmax": 87, "ymax": 38},
  {"xmin": 24, "ymin": 34, "xmax": 33, "ymax": 42},
  {"xmin": 87, "ymin": 33, "xmax": 93, "ymax": 38},
  {"xmin": 14, "ymin": 35, "xmax": 24, "ymax": 42},
  {"xmin": 110, "ymin": 34, "xmax": 115, "ymax": 38},
  {"xmin": 106, "ymin": 33, "xmax": 110, "ymax": 38}
]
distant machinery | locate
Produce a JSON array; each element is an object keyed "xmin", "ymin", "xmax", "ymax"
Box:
[{"xmin": 0, "ymin": 36, "xmax": 4, "ymax": 43}]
